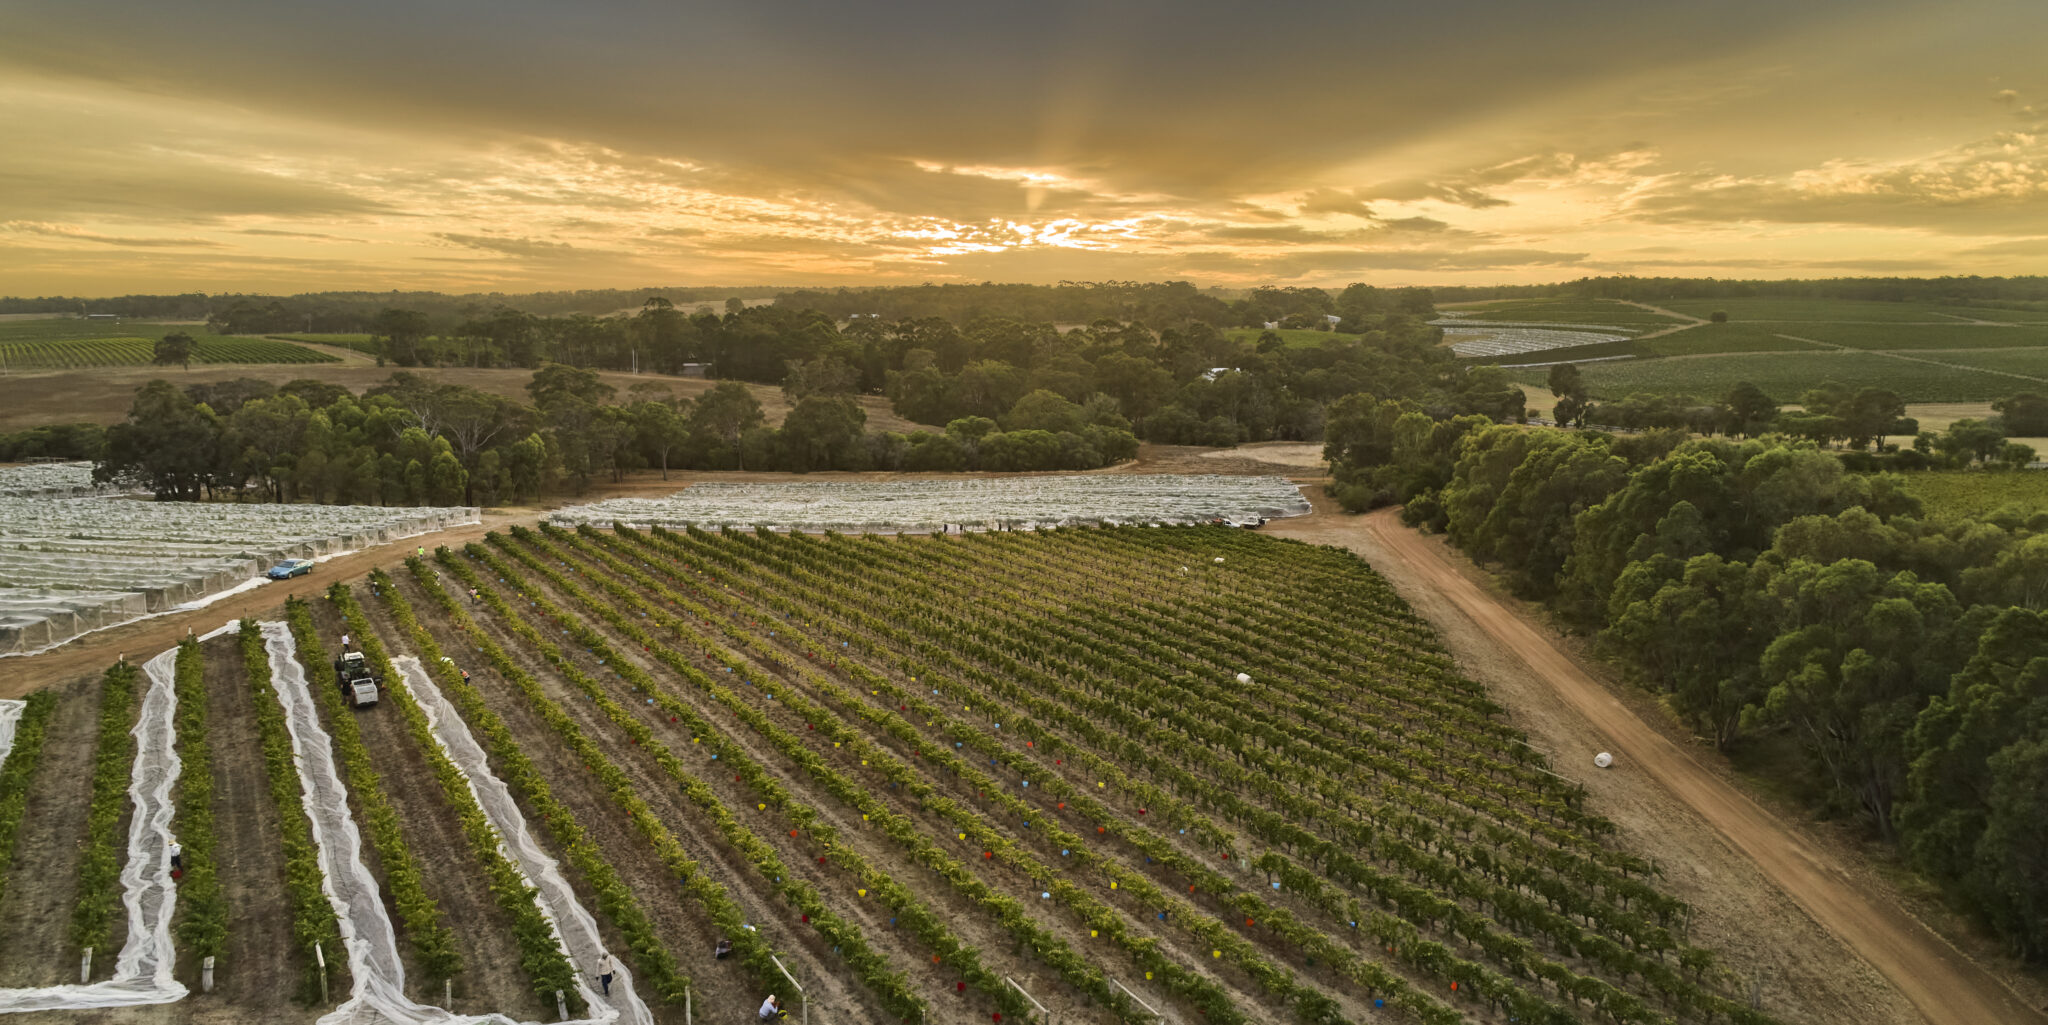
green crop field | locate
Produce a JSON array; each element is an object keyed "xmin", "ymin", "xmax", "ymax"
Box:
[
  {"xmin": 1512, "ymin": 349, "xmax": 2024, "ymax": 403},
  {"xmin": 0, "ymin": 317, "xmax": 202, "ymax": 342},
  {"xmin": 396, "ymin": 522, "xmax": 1778, "ymax": 1024},
  {"xmin": 0, "ymin": 337, "xmax": 340, "ymax": 370},
  {"xmin": 1901, "ymin": 471, "xmax": 2048, "ymax": 519},
  {"xmin": 1761, "ymin": 323, "xmax": 2048, "ymax": 351},
  {"xmin": 1653, "ymin": 298, "xmax": 2001, "ymax": 323},
  {"xmin": 1920, "ymin": 347, "xmax": 2048, "ymax": 381},
  {"xmin": 1941, "ymin": 307, "xmax": 2048, "ymax": 324},
  {"xmin": 1639, "ymin": 323, "xmax": 1826, "ymax": 356}
]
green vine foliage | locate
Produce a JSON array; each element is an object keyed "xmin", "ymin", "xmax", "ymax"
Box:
[
  {"xmin": 72, "ymin": 659, "xmax": 141, "ymax": 961},
  {"xmin": 171, "ymin": 637, "xmax": 227, "ymax": 963},
  {"xmin": 0, "ymin": 691, "xmax": 59, "ymax": 912},
  {"xmin": 325, "ymin": 585, "xmax": 585, "ymax": 1013},
  {"xmin": 368, "ymin": 564, "xmax": 693, "ymax": 1006},
  {"xmin": 236, "ymin": 619, "xmax": 348, "ymax": 1003},
  {"xmin": 341, "ymin": 518, "xmax": 1790, "ymax": 1025},
  {"xmin": 286, "ymin": 596, "xmax": 464, "ymax": 982}
]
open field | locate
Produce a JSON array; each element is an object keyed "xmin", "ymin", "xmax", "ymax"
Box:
[
  {"xmin": 1899, "ymin": 471, "xmax": 2048, "ymax": 519},
  {"xmin": 0, "ymin": 318, "xmax": 206, "ymax": 342},
  {"xmin": 1639, "ymin": 324, "xmax": 1825, "ymax": 356},
  {"xmin": 1917, "ymin": 346, "xmax": 2048, "ymax": 381},
  {"xmin": 1510, "ymin": 349, "xmax": 2037, "ymax": 402},
  {"xmin": 1651, "ymin": 299, "xmax": 1990, "ymax": 323},
  {"xmin": 1761, "ymin": 323, "xmax": 2048, "ymax": 350}
]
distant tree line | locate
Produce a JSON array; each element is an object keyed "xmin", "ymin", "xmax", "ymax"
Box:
[
  {"xmin": 1427, "ymin": 274, "xmax": 2048, "ymax": 307},
  {"xmin": 773, "ymin": 280, "xmax": 1437, "ymax": 331},
  {"xmin": 1542, "ymin": 365, "xmax": 2043, "ymax": 469},
  {"xmin": 867, "ymin": 303, "xmax": 1510, "ymax": 447},
  {"xmin": 1327, "ymin": 383, "xmax": 2048, "ymax": 962},
  {"xmin": 210, "ymin": 288, "xmax": 1472, "ymax": 450},
  {"xmin": 11, "ymin": 275, "xmax": 2047, "ymax": 325},
  {"xmin": 0, "ymin": 422, "xmax": 107, "ymax": 462},
  {"xmin": 0, "ymin": 287, "xmax": 784, "ymax": 326},
  {"xmin": 87, "ymin": 363, "xmax": 1141, "ymax": 504}
]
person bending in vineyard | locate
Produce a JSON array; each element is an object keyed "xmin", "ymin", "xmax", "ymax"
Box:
[{"xmin": 758, "ymin": 994, "xmax": 785, "ymax": 1019}]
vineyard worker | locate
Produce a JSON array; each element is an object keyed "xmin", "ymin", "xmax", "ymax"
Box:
[
  {"xmin": 594, "ymin": 952, "xmax": 615, "ymax": 997},
  {"xmin": 340, "ymin": 632, "xmax": 352, "ymax": 652},
  {"xmin": 167, "ymin": 835, "xmax": 182, "ymax": 873},
  {"xmin": 759, "ymin": 994, "xmax": 785, "ymax": 1020}
]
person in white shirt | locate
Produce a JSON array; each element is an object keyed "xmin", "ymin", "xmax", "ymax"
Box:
[
  {"xmin": 758, "ymin": 994, "xmax": 784, "ymax": 1019},
  {"xmin": 167, "ymin": 836, "xmax": 183, "ymax": 873},
  {"xmin": 595, "ymin": 953, "xmax": 614, "ymax": 997}
]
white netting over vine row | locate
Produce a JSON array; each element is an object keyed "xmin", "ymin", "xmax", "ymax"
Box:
[
  {"xmin": 261, "ymin": 623, "xmax": 632, "ymax": 1025},
  {"xmin": 548, "ymin": 474, "xmax": 1312, "ymax": 533},
  {"xmin": 0, "ymin": 461, "xmax": 131, "ymax": 499},
  {"xmin": 394, "ymin": 656, "xmax": 646, "ymax": 1025},
  {"xmin": 0, "ymin": 499, "xmax": 477, "ymax": 655},
  {"xmin": 0, "ymin": 627, "xmax": 226, "ymax": 1012},
  {"xmin": 1438, "ymin": 325, "xmax": 1631, "ymax": 358},
  {"xmin": 0, "ymin": 698, "xmax": 23, "ymax": 776}
]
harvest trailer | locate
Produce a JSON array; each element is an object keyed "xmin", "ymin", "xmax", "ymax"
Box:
[{"xmin": 333, "ymin": 651, "xmax": 380, "ymax": 708}]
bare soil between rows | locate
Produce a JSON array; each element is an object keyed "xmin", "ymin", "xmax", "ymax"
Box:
[
  {"xmin": 0, "ymin": 669, "xmax": 125, "ymax": 988},
  {"xmin": 189, "ymin": 633, "xmax": 297, "ymax": 1013}
]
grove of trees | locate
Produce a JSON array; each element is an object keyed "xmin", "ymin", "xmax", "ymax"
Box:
[
  {"xmin": 1326, "ymin": 392, "xmax": 2048, "ymax": 962},
  {"xmin": 89, "ymin": 366, "xmax": 1138, "ymax": 504}
]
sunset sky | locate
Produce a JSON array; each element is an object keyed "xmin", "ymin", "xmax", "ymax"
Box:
[{"xmin": 2, "ymin": 0, "xmax": 2045, "ymax": 294}]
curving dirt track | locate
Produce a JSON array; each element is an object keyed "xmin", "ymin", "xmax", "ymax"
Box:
[{"xmin": 1273, "ymin": 503, "xmax": 2046, "ymax": 1025}]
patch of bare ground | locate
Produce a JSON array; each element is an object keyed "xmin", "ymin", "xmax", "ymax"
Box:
[
  {"xmin": 302, "ymin": 596, "xmax": 547, "ymax": 1018},
  {"xmin": 1267, "ymin": 491, "xmax": 2048, "ymax": 1025},
  {"xmin": 0, "ymin": 669, "xmax": 123, "ymax": 987},
  {"xmin": 186, "ymin": 633, "xmax": 297, "ymax": 1013}
]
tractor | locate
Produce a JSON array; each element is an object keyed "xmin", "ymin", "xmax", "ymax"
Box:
[{"xmin": 332, "ymin": 650, "xmax": 380, "ymax": 708}]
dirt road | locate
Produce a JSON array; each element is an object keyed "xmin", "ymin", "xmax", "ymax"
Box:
[{"xmin": 1278, "ymin": 505, "xmax": 2044, "ymax": 1025}]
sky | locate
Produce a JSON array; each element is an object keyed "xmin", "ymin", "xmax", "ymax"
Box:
[{"xmin": 1, "ymin": 0, "xmax": 2045, "ymax": 295}]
